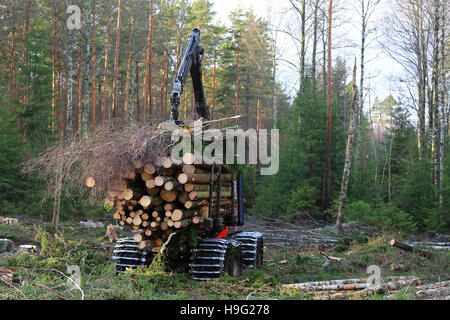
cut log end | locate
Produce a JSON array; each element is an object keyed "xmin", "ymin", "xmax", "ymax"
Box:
[{"xmin": 86, "ymin": 177, "xmax": 96, "ymax": 188}]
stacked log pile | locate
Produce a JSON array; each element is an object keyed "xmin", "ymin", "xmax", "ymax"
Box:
[
  {"xmin": 282, "ymin": 276, "xmax": 422, "ymax": 300},
  {"xmin": 87, "ymin": 153, "xmax": 234, "ymax": 252}
]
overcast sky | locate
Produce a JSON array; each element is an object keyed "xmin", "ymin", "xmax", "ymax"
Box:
[{"xmin": 210, "ymin": 0, "xmax": 407, "ymax": 112}]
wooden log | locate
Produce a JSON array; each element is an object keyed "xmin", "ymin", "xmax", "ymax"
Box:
[
  {"xmin": 167, "ymin": 219, "xmax": 174, "ymax": 227},
  {"xmin": 132, "ymin": 215, "xmax": 142, "ymax": 226},
  {"xmin": 142, "ymin": 221, "xmax": 149, "ymax": 227},
  {"xmin": 184, "ymin": 174, "xmax": 233, "ymax": 184},
  {"xmin": 144, "ymin": 229, "xmax": 152, "ymax": 237},
  {"xmin": 152, "ymin": 211, "xmax": 159, "ymax": 218},
  {"xmin": 160, "ymin": 222, "xmax": 168, "ymax": 231},
  {"xmin": 390, "ymin": 239, "xmax": 433, "ymax": 258},
  {"xmin": 165, "ymin": 211, "xmax": 172, "ymax": 217},
  {"xmin": 283, "ymin": 276, "xmax": 419, "ymax": 290},
  {"xmin": 160, "ymin": 189, "xmax": 177, "ymax": 202},
  {"xmin": 138, "ymin": 240, "xmax": 152, "ymax": 250},
  {"xmin": 144, "ymin": 163, "xmax": 156, "ymax": 175},
  {"xmin": 133, "ymin": 232, "xmax": 143, "ymax": 243},
  {"xmin": 126, "ymin": 217, "xmax": 133, "ymax": 224},
  {"xmin": 85, "ymin": 177, "xmax": 96, "ymax": 188},
  {"xmin": 155, "ymin": 238, "xmax": 164, "ymax": 247},
  {"xmin": 150, "ymin": 221, "xmax": 160, "ymax": 228},
  {"xmin": 139, "ymin": 195, "xmax": 163, "ymax": 207},
  {"xmin": 182, "ymin": 153, "xmax": 196, "ymax": 165},
  {"xmin": 160, "ymin": 157, "xmax": 173, "ymax": 169},
  {"xmin": 171, "ymin": 209, "xmax": 197, "ymax": 222},
  {"xmin": 141, "ymin": 213, "xmax": 149, "ymax": 221},
  {"xmin": 174, "ymin": 219, "xmax": 191, "ymax": 229},
  {"xmin": 184, "ymin": 183, "xmax": 195, "ymax": 192},
  {"xmin": 178, "ymin": 191, "xmax": 189, "ymax": 203},
  {"xmin": 199, "ymin": 206, "xmax": 209, "ymax": 219},
  {"xmin": 164, "ymin": 179, "xmax": 182, "ymax": 191},
  {"xmin": 188, "ymin": 191, "xmax": 198, "ymax": 201},
  {"xmin": 122, "ymin": 188, "xmax": 134, "ymax": 201},
  {"xmin": 184, "ymin": 200, "xmax": 207, "ymax": 209},
  {"xmin": 164, "ymin": 203, "xmax": 175, "ymax": 211},
  {"xmin": 154, "ymin": 176, "xmax": 171, "ymax": 187},
  {"xmin": 194, "ymin": 191, "xmax": 232, "ymax": 200},
  {"xmin": 141, "ymin": 172, "xmax": 153, "ymax": 182},
  {"xmin": 139, "ymin": 196, "xmax": 151, "ymax": 207},
  {"xmin": 146, "ymin": 179, "xmax": 157, "ymax": 189},
  {"xmin": 146, "ymin": 187, "xmax": 160, "ymax": 196},
  {"xmin": 129, "ymin": 211, "xmax": 137, "ymax": 218},
  {"xmin": 182, "ymin": 165, "xmax": 196, "ymax": 175},
  {"xmin": 113, "ymin": 212, "xmax": 121, "ymax": 220},
  {"xmin": 177, "ymin": 173, "xmax": 188, "ymax": 184}
]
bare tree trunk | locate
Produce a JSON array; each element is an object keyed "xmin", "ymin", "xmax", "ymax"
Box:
[
  {"xmin": 161, "ymin": 49, "xmax": 167, "ymax": 117},
  {"xmin": 101, "ymin": 17, "xmax": 112, "ymax": 124},
  {"xmin": 90, "ymin": 2, "xmax": 97, "ymax": 128},
  {"xmin": 82, "ymin": 2, "xmax": 93, "ymax": 136},
  {"xmin": 51, "ymin": 161, "xmax": 63, "ymax": 232},
  {"xmin": 125, "ymin": 19, "xmax": 134, "ymax": 121},
  {"xmin": 23, "ymin": 0, "xmax": 30, "ymax": 105},
  {"xmin": 135, "ymin": 59, "xmax": 140, "ymax": 122},
  {"xmin": 300, "ymin": 0, "xmax": 306, "ymax": 89},
  {"xmin": 235, "ymin": 32, "xmax": 240, "ymax": 127},
  {"xmin": 325, "ymin": 0, "xmax": 333, "ymax": 210},
  {"xmin": 8, "ymin": 0, "xmax": 16, "ymax": 100},
  {"xmin": 143, "ymin": 46, "xmax": 148, "ymax": 123},
  {"xmin": 76, "ymin": 46, "xmax": 82, "ymax": 135},
  {"xmin": 355, "ymin": 0, "xmax": 366, "ymax": 183},
  {"xmin": 312, "ymin": 0, "xmax": 319, "ymax": 92},
  {"xmin": 439, "ymin": 0, "xmax": 446, "ymax": 212},
  {"xmin": 419, "ymin": 1, "xmax": 428, "ymax": 161},
  {"xmin": 432, "ymin": 0, "xmax": 441, "ymax": 188},
  {"xmin": 336, "ymin": 61, "xmax": 358, "ymax": 231},
  {"xmin": 52, "ymin": 6, "xmax": 58, "ymax": 134},
  {"xmin": 212, "ymin": 47, "xmax": 217, "ymax": 120},
  {"xmin": 272, "ymin": 40, "xmax": 278, "ymax": 128},
  {"xmin": 65, "ymin": 34, "xmax": 75, "ymax": 137},
  {"xmin": 147, "ymin": 0, "xmax": 154, "ymax": 122},
  {"xmin": 111, "ymin": 0, "xmax": 123, "ymax": 119}
]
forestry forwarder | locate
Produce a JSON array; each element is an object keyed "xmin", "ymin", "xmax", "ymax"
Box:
[{"xmin": 113, "ymin": 29, "xmax": 263, "ymax": 280}]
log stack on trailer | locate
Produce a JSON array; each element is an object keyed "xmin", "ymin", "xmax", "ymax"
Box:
[{"xmin": 87, "ymin": 153, "xmax": 235, "ymax": 253}]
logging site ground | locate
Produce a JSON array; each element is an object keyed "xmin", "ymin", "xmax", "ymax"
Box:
[{"xmin": 0, "ymin": 214, "xmax": 449, "ymax": 300}]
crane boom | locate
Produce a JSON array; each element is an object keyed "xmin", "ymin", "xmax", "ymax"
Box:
[{"xmin": 169, "ymin": 28, "xmax": 210, "ymax": 123}]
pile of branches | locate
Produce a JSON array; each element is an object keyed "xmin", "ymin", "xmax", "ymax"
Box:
[{"xmin": 22, "ymin": 122, "xmax": 176, "ymax": 202}]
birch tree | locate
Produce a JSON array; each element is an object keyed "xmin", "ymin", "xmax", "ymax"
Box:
[
  {"xmin": 336, "ymin": 60, "xmax": 359, "ymax": 231},
  {"xmin": 354, "ymin": 0, "xmax": 380, "ymax": 183}
]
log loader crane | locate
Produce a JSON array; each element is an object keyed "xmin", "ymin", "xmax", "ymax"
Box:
[{"xmin": 113, "ymin": 29, "xmax": 263, "ymax": 280}]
